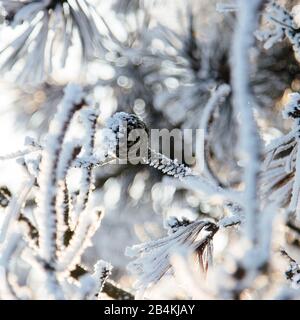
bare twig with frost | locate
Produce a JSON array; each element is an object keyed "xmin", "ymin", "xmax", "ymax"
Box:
[
  {"xmin": 0, "ymin": 231, "xmax": 24, "ymax": 299},
  {"xmin": 70, "ymin": 108, "xmax": 99, "ymax": 227},
  {"xmin": 221, "ymin": 0, "xmax": 278, "ymax": 299},
  {"xmin": 0, "ymin": 137, "xmax": 41, "ymax": 161},
  {"xmin": 200, "ymin": 84, "xmax": 231, "ymax": 187},
  {"xmin": 91, "ymin": 260, "xmax": 113, "ymax": 300},
  {"xmin": 36, "ymin": 84, "xmax": 85, "ymax": 266},
  {"xmin": 0, "ymin": 83, "xmax": 131, "ymax": 300}
]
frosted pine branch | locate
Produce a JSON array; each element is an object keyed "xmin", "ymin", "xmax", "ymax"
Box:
[
  {"xmin": 0, "ymin": 0, "xmax": 107, "ymax": 84},
  {"xmin": 0, "ymin": 176, "xmax": 35, "ymax": 243},
  {"xmin": 257, "ymin": 1, "xmax": 300, "ymax": 56},
  {"xmin": 146, "ymin": 149, "xmax": 192, "ymax": 178},
  {"xmin": 126, "ymin": 217, "xmax": 219, "ymax": 289},
  {"xmin": 36, "ymin": 83, "xmax": 85, "ymax": 265},
  {"xmin": 232, "ymin": 0, "xmax": 264, "ymax": 244},
  {"xmin": 103, "ymin": 112, "xmax": 244, "ymax": 207},
  {"xmin": 200, "ymin": 84, "xmax": 231, "ymax": 186},
  {"xmin": 261, "ymin": 93, "xmax": 300, "ymax": 220},
  {"xmin": 70, "ymin": 107, "xmax": 99, "ymax": 227},
  {"xmin": 0, "ymin": 0, "xmax": 299, "ymax": 301},
  {"xmin": 0, "ymin": 83, "xmax": 116, "ymax": 299},
  {"xmin": 56, "ymin": 141, "xmax": 82, "ymax": 249}
]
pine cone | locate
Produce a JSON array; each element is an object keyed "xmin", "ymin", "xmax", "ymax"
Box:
[{"xmin": 106, "ymin": 112, "xmax": 149, "ymax": 161}]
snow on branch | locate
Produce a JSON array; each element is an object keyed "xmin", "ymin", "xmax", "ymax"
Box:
[
  {"xmin": 256, "ymin": 1, "xmax": 300, "ymax": 56},
  {"xmin": 36, "ymin": 83, "xmax": 85, "ymax": 265},
  {"xmin": 146, "ymin": 150, "xmax": 192, "ymax": 178},
  {"xmin": 200, "ymin": 84, "xmax": 231, "ymax": 186},
  {"xmin": 227, "ymin": 0, "xmax": 278, "ymax": 294},
  {"xmin": 91, "ymin": 260, "xmax": 113, "ymax": 300},
  {"xmin": 70, "ymin": 107, "xmax": 99, "ymax": 227}
]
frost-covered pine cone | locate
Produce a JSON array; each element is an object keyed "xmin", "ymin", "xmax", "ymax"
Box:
[
  {"xmin": 106, "ymin": 112, "xmax": 149, "ymax": 160},
  {"xmin": 104, "ymin": 112, "xmax": 192, "ymax": 178}
]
